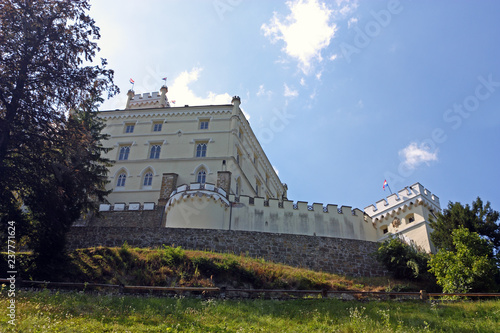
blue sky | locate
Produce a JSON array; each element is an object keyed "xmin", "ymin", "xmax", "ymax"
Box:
[{"xmin": 90, "ymin": 0, "xmax": 500, "ymax": 212}]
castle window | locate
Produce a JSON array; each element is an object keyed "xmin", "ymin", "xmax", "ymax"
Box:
[
  {"xmin": 153, "ymin": 122, "xmax": 162, "ymax": 132},
  {"xmin": 116, "ymin": 173, "xmax": 127, "ymax": 187},
  {"xmin": 382, "ymin": 226, "xmax": 388, "ymax": 234},
  {"xmin": 199, "ymin": 119, "xmax": 209, "ymax": 130},
  {"xmin": 255, "ymin": 180, "xmax": 261, "ymax": 196},
  {"xmin": 196, "ymin": 143, "xmax": 207, "ymax": 157},
  {"xmin": 197, "ymin": 170, "xmax": 206, "ymax": 184},
  {"xmin": 125, "ymin": 124, "xmax": 135, "ymax": 133},
  {"xmin": 406, "ymin": 213, "xmax": 415, "ymax": 223},
  {"xmin": 143, "ymin": 172, "xmax": 153, "ymax": 187},
  {"xmin": 235, "ymin": 177, "xmax": 241, "ymax": 196},
  {"xmin": 118, "ymin": 146, "xmax": 130, "ymax": 160},
  {"xmin": 149, "ymin": 144, "xmax": 161, "ymax": 159}
]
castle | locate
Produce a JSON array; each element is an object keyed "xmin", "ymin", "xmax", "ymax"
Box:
[{"xmin": 96, "ymin": 86, "xmax": 441, "ymax": 253}]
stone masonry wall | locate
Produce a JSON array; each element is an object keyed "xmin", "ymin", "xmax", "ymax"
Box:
[{"xmin": 67, "ymin": 210, "xmax": 387, "ymax": 277}]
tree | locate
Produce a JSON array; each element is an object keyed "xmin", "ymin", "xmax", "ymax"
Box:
[
  {"xmin": 0, "ymin": 0, "xmax": 118, "ymax": 274},
  {"xmin": 375, "ymin": 235, "xmax": 431, "ymax": 281},
  {"xmin": 428, "ymin": 227, "xmax": 499, "ymax": 293},
  {"xmin": 430, "ymin": 198, "xmax": 500, "ymax": 253}
]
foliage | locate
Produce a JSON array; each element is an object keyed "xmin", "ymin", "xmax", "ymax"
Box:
[
  {"xmin": 2, "ymin": 290, "xmax": 500, "ymax": 332},
  {"xmin": 429, "ymin": 227, "xmax": 499, "ymax": 293},
  {"xmin": 0, "ymin": 0, "xmax": 118, "ymax": 276},
  {"xmin": 375, "ymin": 235, "xmax": 432, "ymax": 282},
  {"xmin": 430, "ymin": 197, "xmax": 500, "ymax": 254}
]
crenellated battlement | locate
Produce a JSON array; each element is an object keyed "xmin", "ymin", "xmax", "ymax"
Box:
[
  {"xmin": 364, "ymin": 182, "xmax": 440, "ymax": 217},
  {"xmin": 126, "ymin": 87, "xmax": 171, "ymax": 109},
  {"xmin": 94, "ymin": 182, "xmax": 439, "ymax": 251}
]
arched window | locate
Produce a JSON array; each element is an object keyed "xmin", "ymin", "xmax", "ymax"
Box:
[
  {"xmin": 235, "ymin": 178, "xmax": 241, "ymax": 196},
  {"xmin": 143, "ymin": 172, "xmax": 153, "ymax": 187},
  {"xmin": 118, "ymin": 146, "xmax": 130, "ymax": 160},
  {"xmin": 197, "ymin": 170, "xmax": 206, "ymax": 184},
  {"xmin": 149, "ymin": 145, "xmax": 161, "ymax": 159},
  {"xmin": 196, "ymin": 143, "xmax": 207, "ymax": 157},
  {"xmin": 116, "ymin": 173, "xmax": 127, "ymax": 187}
]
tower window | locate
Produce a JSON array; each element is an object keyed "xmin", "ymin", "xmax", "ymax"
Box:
[
  {"xmin": 197, "ymin": 170, "xmax": 206, "ymax": 184},
  {"xmin": 143, "ymin": 172, "xmax": 153, "ymax": 187},
  {"xmin": 199, "ymin": 119, "xmax": 209, "ymax": 130},
  {"xmin": 117, "ymin": 173, "xmax": 127, "ymax": 187},
  {"xmin": 118, "ymin": 146, "xmax": 130, "ymax": 160},
  {"xmin": 196, "ymin": 143, "xmax": 207, "ymax": 157},
  {"xmin": 125, "ymin": 124, "xmax": 135, "ymax": 133},
  {"xmin": 149, "ymin": 145, "xmax": 161, "ymax": 159},
  {"xmin": 235, "ymin": 177, "xmax": 241, "ymax": 196},
  {"xmin": 153, "ymin": 122, "xmax": 162, "ymax": 132},
  {"xmin": 255, "ymin": 180, "xmax": 261, "ymax": 196}
]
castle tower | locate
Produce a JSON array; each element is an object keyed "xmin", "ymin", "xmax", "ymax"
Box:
[{"xmin": 364, "ymin": 183, "xmax": 441, "ymax": 252}]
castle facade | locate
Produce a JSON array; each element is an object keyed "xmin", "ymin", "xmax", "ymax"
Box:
[{"xmin": 97, "ymin": 86, "xmax": 440, "ymax": 252}]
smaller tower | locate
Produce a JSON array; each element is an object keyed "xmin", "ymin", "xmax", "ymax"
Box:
[
  {"xmin": 125, "ymin": 89, "xmax": 135, "ymax": 109},
  {"xmin": 160, "ymin": 85, "xmax": 170, "ymax": 108}
]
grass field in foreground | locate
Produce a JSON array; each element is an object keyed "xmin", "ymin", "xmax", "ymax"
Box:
[{"xmin": 1, "ymin": 290, "xmax": 499, "ymax": 332}]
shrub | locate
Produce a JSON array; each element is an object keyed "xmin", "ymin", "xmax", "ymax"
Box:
[{"xmin": 375, "ymin": 236, "xmax": 431, "ymax": 281}]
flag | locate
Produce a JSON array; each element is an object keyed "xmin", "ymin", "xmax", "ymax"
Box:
[
  {"xmin": 129, "ymin": 78, "xmax": 135, "ymax": 84},
  {"xmin": 162, "ymin": 77, "xmax": 167, "ymax": 80},
  {"xmin": 383, "ymin": 180, "xmax": 388, "ymax": 190},
  {"xmin": 171, "ymin": 100, "xmax": 176, "ymax": 104}
]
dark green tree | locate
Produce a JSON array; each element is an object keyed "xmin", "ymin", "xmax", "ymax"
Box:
[
  {"xmin": 375, "ymin": 235, "xmax": 431, "ymax": 281},
  {"xmin": 430, "ymin": 198, "xmax": 500, "ymax": 253},
  {"xmin": 0, "ymin": 0, "xmax": 118, "ymax": 275}
]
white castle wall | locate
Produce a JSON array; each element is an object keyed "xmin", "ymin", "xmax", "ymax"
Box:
[
  {"xmin": 98, "ymin": 182, "xmax": 440, "ymax": 252},
  {"xmin": 230, "ymin": 196, "xmax": 379, "ymax": 241},
  {"xmin": 159, "ymin": 183, "xmax": 380, "ymax": 242}
]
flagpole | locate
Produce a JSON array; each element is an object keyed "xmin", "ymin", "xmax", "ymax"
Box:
[{"xmin": 383, "ymin": 180, "xmax": 393, "ymax": 195}]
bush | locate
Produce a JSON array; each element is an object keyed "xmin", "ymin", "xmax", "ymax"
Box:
[{"xmin": 375, "ymin": 236, "xmax": 431, "ymax": 281}]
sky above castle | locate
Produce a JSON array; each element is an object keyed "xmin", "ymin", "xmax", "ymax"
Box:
[{"xmin": 91, "ymin": 0, "xmax": 500, "ymax": 211}]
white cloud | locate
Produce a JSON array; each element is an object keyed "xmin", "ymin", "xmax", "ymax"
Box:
[
  {"xmin": 261, "ymin": 0, "xmax": 337, "ymax": 74},
  {"xmin": 170, "ymin": 67, "xmax": 232, "ymax": 106},
  {"xmin": 339, "ymin": 3, "xmax": 357, "ymax": 16},
  {"xmin": 300, "ymin": 78, "xmax": 306, "ymax": 86},
  {"xmin": 273, "ymin": 166, "xmax": 280, "ymax": 176},
  {"xmin": 399, "ymin": 142, "xmax": 438, "ymax": 170},
  {"xmin": 347, "ymin": 17, "xmax": 358, "ymax": 28},
  {"xmin": 257, "ymin": 84, "xmax": 273, "ymax": 98},
  {"xmin": 315, "ymin": 70, "xmax": 323, "ymax": 80},
  {"xmin": 284, "ymin": 83, "xmax": 298, "ymax": 97},
  {"xmin": 329, "ymin": 54, "xmax": 338, "ymax": 61}
]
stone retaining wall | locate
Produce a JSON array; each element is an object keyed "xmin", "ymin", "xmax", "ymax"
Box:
[{"xmin": 66, "ymin": 225, "xmax": 387, "ymax": 277}]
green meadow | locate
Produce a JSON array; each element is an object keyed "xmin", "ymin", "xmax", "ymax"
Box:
[
  {"xmin": 1, "ymin": 246, "xmax": 499, "ymax": 332},
  {"xmin": 1, "ymin": 290, "xmax": 499, "ymax": 332}
]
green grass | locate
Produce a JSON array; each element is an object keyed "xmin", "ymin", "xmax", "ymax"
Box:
[{"xmin": 1, "ymin": 289, "xmax": 499, "ymax": 332}]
